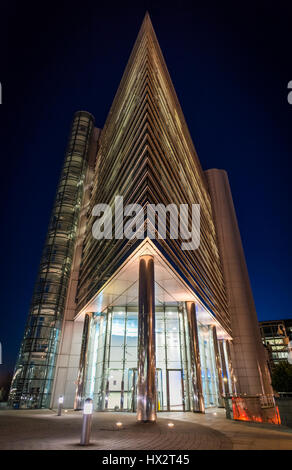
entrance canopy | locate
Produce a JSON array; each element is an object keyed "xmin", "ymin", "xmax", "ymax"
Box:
[{"xmin": 75, "ymin": 238, "xmax": 231, "ymax": 340}]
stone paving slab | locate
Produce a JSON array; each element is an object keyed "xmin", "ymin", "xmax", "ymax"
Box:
[
  {"xmin": 162, "ymin": 410, "xmax": 292, "ymax": 450},
  {"xmin": 0, "ymin": 409, "xmax": 291, "ymax": 450}
]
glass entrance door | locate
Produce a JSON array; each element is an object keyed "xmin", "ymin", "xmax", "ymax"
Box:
[
  {"xmin": 167, "ymin": 369, "xmax": 184, "ymax": 411},
  {"xmin": 106, "ymin": 369, "xmax": 123, "ymax": 410},
  {"xmin": 126, "ymin": 367, "xmax": 182, "ymax": 412}
]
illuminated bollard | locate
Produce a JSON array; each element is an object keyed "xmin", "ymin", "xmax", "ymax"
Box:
[
  {"xmin": 57, "ymin": 395, "xmax": 63, "ymax": 416},
  {"xmin": 80, "ymin": 398, "xmax": 93, "ymax": 446}
]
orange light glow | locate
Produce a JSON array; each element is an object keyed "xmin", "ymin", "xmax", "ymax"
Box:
[{"xmin": 232, "ymin": 398, "xmax": 281, "ymax": 425}]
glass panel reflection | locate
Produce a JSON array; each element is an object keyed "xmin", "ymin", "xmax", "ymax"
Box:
[{"xmin": 83, "ymin": 302, "xmax": 223, "ymax": 412}]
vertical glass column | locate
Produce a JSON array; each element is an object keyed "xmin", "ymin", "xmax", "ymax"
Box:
[
  {"xmin": 186, "ymin": 302, "xmax": 205, "ymax": 413},
  {"xmin": 9, "ymin": 111, "xmax": 94, "ymax": 409},
  {"xmin": 137, "ymin": 255, "xmax": 156, "ymax": 422}
]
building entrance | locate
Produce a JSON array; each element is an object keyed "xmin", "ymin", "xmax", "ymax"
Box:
[
  {"xmin": 167, "ymin": 369, "xmax": 184, "ymax": 411},
  {"xmin": 83, "ymin": 304, "xmax": 224, "ymax": 412},
  {"xmin": 104, "ymin": 367, "xmax": 185, "ymax": 412}
]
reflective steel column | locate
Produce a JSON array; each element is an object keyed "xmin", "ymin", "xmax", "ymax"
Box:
[
  {"xmin": 100, "ymin": 309, "xmax": 112, "ymax": 410},
  {"xmin": 137, "ymin": 255, "xmax": 156, "ymax": 422},
  {"xmin": 74, "ymin": 313, "xmax": 92, "ymax": 410},
  {"xmin": 226, "ymin": 340, "xmax": 237, "ymax": 396},
  {"xmin": 186, "ymin": 302, "xmax": 205, "ymax": 413},
  {"xmin": 211, "ymin": 325, "xmax": 224, "ymax": 407},
  {"xmin": 219, "ymin": 339, "xmax": 230, "ymax": 396}
]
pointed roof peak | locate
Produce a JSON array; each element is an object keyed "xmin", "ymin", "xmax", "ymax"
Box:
[
  {"xmin": 140, "ymin": 10, "xmax": 155, "ymax": 34},
  {"xmin": 143, "ymin": 11, "xmax": 151, "ymax": 23}
]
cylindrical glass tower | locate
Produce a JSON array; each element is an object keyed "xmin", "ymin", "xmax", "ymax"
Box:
[{"xmin": 9, "ymin": 111, "xmax": 94, "ymax": 408}]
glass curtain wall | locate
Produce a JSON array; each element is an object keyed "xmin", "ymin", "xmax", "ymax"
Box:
[
  {"xmin": 84, "ymin": 307, "xmax": 138, "ymax": 411},
  {"xmin": 83, "ymin": 302, "xmax": 228, "ymax": 412},
  {"xmin": 83, "ymin": 303, "xmax": 194, "ymax": 412},
  {"xmin": 156, "ymin": 305, "xmax": 192, "ymax": 411},
  {"xmin": 198, "ymin": 324, "xmax": 219, "ymax": 407}
]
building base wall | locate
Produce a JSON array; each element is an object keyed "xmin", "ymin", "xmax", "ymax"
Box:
[
  {"xmin": 205, "ymin": 169, "xmax": 273, "ymax": 398},
  {"xmin": 50, "ymin": 320, "xmax": 83, "ymax": 409},
  {"xmin": 232, "ymin": 396, "xmax": 280, "ymax": 425}
]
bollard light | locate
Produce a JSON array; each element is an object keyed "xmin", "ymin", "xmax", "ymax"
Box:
[
  {"xmin": 57, "ymin": 395, "xmax": 63, "ymax": 416},
  {"xmin": 80, "ymin": 398, "xmax": 93, "ymax": 446}
]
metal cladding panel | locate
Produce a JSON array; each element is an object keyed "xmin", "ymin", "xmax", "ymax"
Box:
[{"xmin": 76, "ymin": 15, "xmax": 230, "ymax": 335}]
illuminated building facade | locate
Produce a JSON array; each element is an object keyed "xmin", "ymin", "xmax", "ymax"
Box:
[
  {"xmin": 9, "ymin": 14, "xmax": 277, "ymax": 423},
  {"xmin": 260, "ymin": 319, "xmax": 292, "ymax": 370}
]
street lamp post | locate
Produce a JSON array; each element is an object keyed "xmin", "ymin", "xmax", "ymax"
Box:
[
  {"xmin": 80, "ymin": 398, "xmax": 93, "ymax": 446},
  {"xmin": 57, "ymin": 396, "xmax": 64, "ymax": 416}
]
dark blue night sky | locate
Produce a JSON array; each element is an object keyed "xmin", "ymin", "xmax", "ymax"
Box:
[{"xmin": 0, "ymin": 0, "xmax": 292, "ymax": 373}]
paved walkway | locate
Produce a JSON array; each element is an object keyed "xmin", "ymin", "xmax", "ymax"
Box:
[{"xmin": 0, "ymin": 408, "xmax": 291, "ymax": 450}]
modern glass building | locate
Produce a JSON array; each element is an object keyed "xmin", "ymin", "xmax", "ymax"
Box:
[{"xmin": 9, "ymin": 13, "xmax": 278, "ymax": 423}]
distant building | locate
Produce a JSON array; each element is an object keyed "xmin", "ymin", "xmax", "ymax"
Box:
[{"xmin": 260, "ymin": 319, "xmax": 292, "ymax": 369}]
